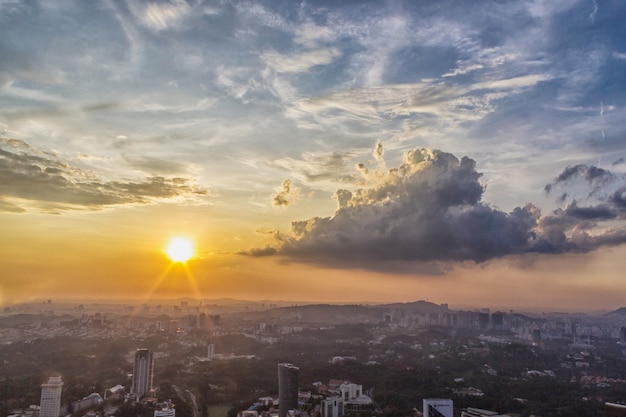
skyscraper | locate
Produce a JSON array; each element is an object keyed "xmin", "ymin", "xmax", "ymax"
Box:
[
  {"xmin": 131, "ymin": 348, "xmax": 154, "ymax": 397},
  {"xmin": 278, "ymin": 363, "xmax": 299, "ymax": 417},
  {"xmin": 40, "ymin": 376, "xmax": 63, "ymax": 417}
]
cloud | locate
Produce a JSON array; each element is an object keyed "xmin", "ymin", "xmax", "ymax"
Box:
[
  {"xmin": 0, "ymin": 138, "xmax": 209, "ymax": 212},
  {"xmin": 262, "ymin": 48, "xmax": 342, "ymax": 74},
  {"xmin": 588, "ymin": 0, "xmax": 598, "ymax": 24},
  {"xmin": 246, "ymin": 143, "xmax": 626, "ymax": 271},
  {"xmin": 123, "ymin": 155, "xmax": 189, "ymax": 175},
  {"xmin": 544, "ymin": 164, "xmax": 617, "ymax": 196},
  {"xmin": 0, "ymin": 198, "xmax": 25, "ymax": 213},
  {"xmin": 235, "ymin": 2, "xmax": 290, "ymax": 31},
  {"xmin": 294, "ymin": 21, "xmax": 336, "ymax": 48},
  {"xmin": 134, "ymin": 0, "xmax": 192, "ymax": 31},
  {"xmin": 272, "ymin": 179, "xmax": 293, "ymax": 207},
  {"xmin": 269, "ymin": 151, "xmax": 362, "ymax": 185}
]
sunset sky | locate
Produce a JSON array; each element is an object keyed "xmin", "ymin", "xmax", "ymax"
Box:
[{"xmin": 2, "ymin": 0, "xmax": 626, "ymax": 311}]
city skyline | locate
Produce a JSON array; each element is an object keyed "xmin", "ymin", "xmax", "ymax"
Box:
[{"xmin": 2, "ymin": 0, "xmax": 626, "ymax": 311}]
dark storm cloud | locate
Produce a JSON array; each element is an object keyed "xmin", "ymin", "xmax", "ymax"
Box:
[
  {"xmin": 608, "ymin": 187, "xmax": 626, "ymax": 209},
  {"xmin": 563, "ymin": 201, "xmax": 616, "ymax": 220},
  {"xmin": 0, "ymin": 138, "xmax": 208, "ymax": 212},
  {"xmin": 247, "ymin": 143, "xmax": 626, "ymax": 269}
]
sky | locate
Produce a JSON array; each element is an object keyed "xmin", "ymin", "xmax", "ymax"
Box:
[{"xmin": 2, "ymin": 0, "xmax": 626, "ymax": 311}]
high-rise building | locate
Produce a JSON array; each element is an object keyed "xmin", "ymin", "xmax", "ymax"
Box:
[
  {"xmin": 339, "ymin": 382, "xmax": 361, "ymax": 402},
  {"xmin": 423, "ymin": 399, "xmax": 453, "ymax": 417},
  {"xmin": 278, "ymin": 363, "xmax": 299, "ymax": 417},
  {"xmin": 40, "ymin": 376, "xmax": 63, "ymax": 417},
  {"xmin": 321, "ymin": 397, "xmax": 344, "ymax": 417},
  {"xmin": 207, "ymin": 343, "xmax": 215, "ymax": 360},
  {"xmin": 131, "ymin": 349, "xmax": 154, "ymax": 397}
]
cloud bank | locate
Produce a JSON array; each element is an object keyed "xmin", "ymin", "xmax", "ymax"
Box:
[
  {"xmin": 248, "ymin": 143, "xmax": 626, "ymax": 270},
  {"xmin": 0, "ymin": 138, "xmax": 208, "ymax": 212}
]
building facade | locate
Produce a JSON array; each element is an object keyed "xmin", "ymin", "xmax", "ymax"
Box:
[
  {"xmin": 606, "ymin": 403, "xmax": 626, "ymax": 417},
  {"xmin": 278, "ymin": 363, "xmax": 299, "ymax": 417},
  {"xmin": 40, "ymin": 376, "xmax": 63, "ymax": 417},
  {"xmin": 321, "ymin": 397, "xmax": 344, "ymax": 417},
  {"xmin": 131, "ymin": 349, "xmax": 154, "ymax": 397},
  {"xmin": 423, "ymin": 399, "xmax": 453, "ymax": 417},
  {"xmin": 207, "ymin": 343, "xmax": 215, "ymax": 360}
]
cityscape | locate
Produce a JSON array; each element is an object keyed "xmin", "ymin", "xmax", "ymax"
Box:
[
  {"xmin": 3, "ymin": 1, "xmax": 626, "ymax": 417},
  {"xmin": 3, "ymin": 299, "xmax": 626, "ymax": 417}
]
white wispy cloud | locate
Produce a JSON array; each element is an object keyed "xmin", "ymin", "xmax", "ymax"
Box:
[
  {"xmin": 294, "ymin": 21, "xmax": 336, "ymax": 48},
  {"xmin": 235, "ymin": 2, "xmax": 290, "ymax": 31},
  {"xmin": 135, "ymin": 0, "xmax": 191, "ymax": 31},
  {"xmin": 262, "ymin": 48, "xmax": 342, "ymax": 74}
]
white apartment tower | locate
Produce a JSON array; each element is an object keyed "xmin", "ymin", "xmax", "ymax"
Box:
[
  {"xmin": 131, "ymin": 348, "xmax": 154, "ymax": 397},
  {"xmin": 321, "ymin": 397, "xmax": 344, "ymax": 417},
  {"xmin": 40, "ymin": 376, "xmax": 63, "ymax": 417},
  {"xmin": 423, "ymin": 399, "xmax": 453, "ymax": 417},
  {"xmin": 339, "ymin": 382, "xmax": 362, "ymax": 402}
]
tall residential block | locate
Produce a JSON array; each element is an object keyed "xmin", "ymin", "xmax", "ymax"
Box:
[
  {"xmin": 278, "ymin": 363, "xmax": 299, "ymax": 417},
  {"xmin": 40, "ymin": 376, "xmax": 63, "ymax": 417},
  {"xmin": 131, "ymin": 348, "xmax": 154, "ymax": 397}
]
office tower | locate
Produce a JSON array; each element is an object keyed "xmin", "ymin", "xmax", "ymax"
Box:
[
  {"xmin": 423, "ymin": 399, "xmax": 453, "ymax": 417},
  {"xmin": 40, "ymin": 376, "xmax": 63, "ymax": 417},
  {"xmin": 278, "ymin": 363, "xmax": 299, "ymax": 417},
  {"xmin": 207, "ymin": 343, "xmax": 215, "ymax": 360},
  {"xmin": 131, "ymin": 349, "xmax": 154, "ymax": 397}
]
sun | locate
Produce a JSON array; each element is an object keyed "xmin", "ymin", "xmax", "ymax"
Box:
[{"xmin": 166, "ymin": 237, "xmax": 194, "ymax": 263}]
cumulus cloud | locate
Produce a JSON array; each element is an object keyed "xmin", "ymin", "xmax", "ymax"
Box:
[
  {"xmin": 272, "ymin": 179, "xmax": 294, "ymax": 207},
  {"xmin": 0, "ymin": 138, "xmax": 209, "ymax": 212},
  {"xmin": 246, "ymin": 143, "xmax": 626, "ymax": 270}
]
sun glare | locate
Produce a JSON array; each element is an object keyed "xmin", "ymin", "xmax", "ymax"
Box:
[{"xmin": 166, "ymin": 237, "xmax": 194, "ymax": 263}]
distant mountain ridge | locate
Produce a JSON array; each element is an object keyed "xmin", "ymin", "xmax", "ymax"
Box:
[
  {"xmin": 376, "ymin": 300, "xmax": 448, "ymax": 312},
  {"xmin": 608, "ymin": 307, "xmax": 626, "ymax": 316},
  {"xmin": 229, "ymin": 300, "xmax": 449, "ymax": 324}
]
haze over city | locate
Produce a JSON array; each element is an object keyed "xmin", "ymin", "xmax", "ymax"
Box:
[{"xmin": 2, "ymin": 0, "xmax": 626, "ymax": 311}]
